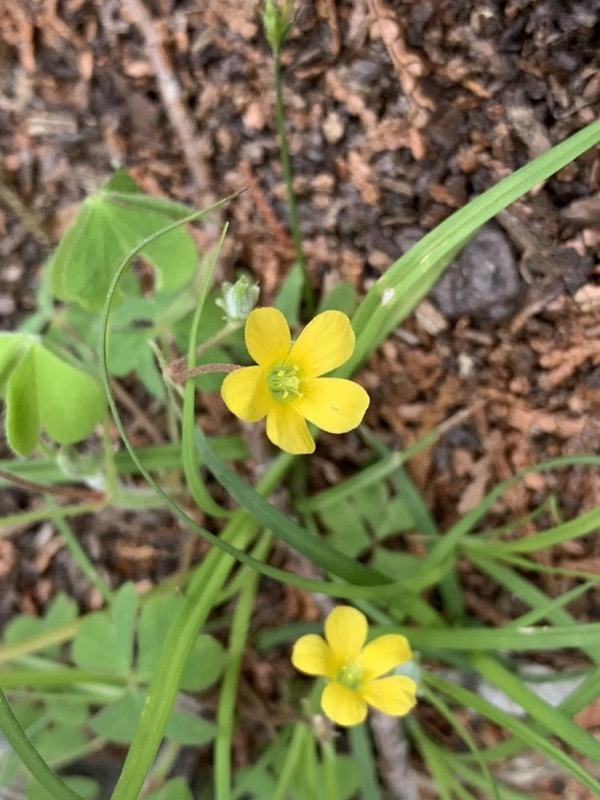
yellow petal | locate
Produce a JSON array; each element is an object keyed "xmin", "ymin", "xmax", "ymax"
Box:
[
  {"xmin": 358, "ymin": 635, "xmax": 413, "ymax": 682},
  {"xmin": 288, "ymin": 311, "xmax": 355, "ymax": 377},
  {"xmin": 266, "ymin": 402, "xmax": 315, "ymax": 454},
  {"xmin": 294, "ymin": 378, "xmax": 369, "ymax": 433},
  {"xmin": 361, "ymin": 676, "xmax": 417, "ymax": 717},
  {"xmin": 245, "ymin": 308, "xmax": 291, "ymax": 368},
  {"xmin": 321, "ymin": 681, "xmax": 367, "ymax": 727},
  {"xmin": 324, "ymin": 606, "xmax": 367, "ymax": 664},
  {"xmin": 291, "ymin": 635, "xmax": 336, "ymax": 678},
  {"xmin": 221, "ymin": 366, "xmax": 272, "ymax": 422}
]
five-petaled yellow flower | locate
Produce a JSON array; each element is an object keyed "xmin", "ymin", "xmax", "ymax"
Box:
[
  {"xmin": 221, "ymin": 308, "xmax": 369, "ymax": 454},
  {"xmin": 292, "ymin": 606, "xmax": 417, "ymax": 727}
]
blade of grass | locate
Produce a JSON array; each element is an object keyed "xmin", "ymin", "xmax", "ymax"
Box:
[
  {"xmin": 348, "ymin": 118, "xmax": 600, "ymax": 370},
  {"xmin": 468, "ymin": 652, "xmax": 600, "ymax": 764},
  {"xmin": 0, "ymin": 688, "xmax": 84, "ymax": 800},
  {"xmin": 424, "ymin": 670, "xmax": 600, "ymax": 795},
  {"xmin": 409, "ymin": 719, "xmax": 454, "ymax": 800},
  {"xmin": 348, "ymin": 725, "xmax": 380, "ymax": 800},
  {"xmin": 421, "ymin": 685, "xmax": 500, "ymax": 800}
]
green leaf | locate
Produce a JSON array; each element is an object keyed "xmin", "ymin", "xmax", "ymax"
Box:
[
  {"xmin": 72, "ymin": 614, "xmax": 128, "ymax": 675},
  {"xmin": 108, "ymin": 329, "xmax": 165, "ymax": 399},
  {"xmin": 44, "ymin": 696, "xmax": 89, "ymax": 727},
  {"xmin": 318, "ymin": 280, "xmax": 358, "ymax": 316},
  {"xmin": 72, "ymin": 583, "xmax": 136, "ymax": 676},
  {"xmin": 137, "ymin": 596, "xmax": 225, "ymax": 691},
  {"xmin": 275, "ymin": 261, "xmax": 304, "ymax": 328},
  {"xmin": 180, "ymin": 634, "xmax": 225, "ymax": 691},
  {"xmin": 164, "ymin": 710, "xmax": 215, "ymax": 745},
  {"xmin": 34, "ymin": 344, "xmax": 104, "ymax": 445},
  {"xmin": 0, "ymin": 333, "xmax": 31, "ymax": 391},
  {"xmin": 49, "ymin": 170, "xmax": 197, "ymax": 312},
  {"xmin": 2, "ymin": 337, "xmax": 105, "ymax": 456},
  {"xmin": 34, "ymin": 723, "xmax": 87, "ymax": 763},
  {"xmin": 136, "ymin": 596, "xmax": 182, "ymax": 683},
  {"xmin": 370, "ymin": 548, "xmax": 422, "ymax": 580},
  {"xmin": 5, "ymin": 347, "xmax": 39, "ymax": 456},
  {"xmin": 144, "ymin": 777, "xmax": 193, "ymax": 800},
  {"xmin": 3, "ymin": 594, "xmax": 77, "ymax": 658},
  {"xmin": 88, "ymin": 690, "xmax": 144, "ymax": 743}
]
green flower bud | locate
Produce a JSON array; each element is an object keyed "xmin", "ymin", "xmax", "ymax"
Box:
[
  {"xmin": 261, "ymin": 0, "xmax": 293, "ymax": 54},
  {"xmin": 215, "ymin": 275, "xmax": 260, "ymax": 322}
]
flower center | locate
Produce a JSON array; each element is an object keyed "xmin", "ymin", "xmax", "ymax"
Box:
[
  {"xmin": 336, "ymin": 661, "xmax": 364, "ymax": 691},
  {"xmin": 267, "ymin": 363, "xmax": 302, "ymax": 401}
]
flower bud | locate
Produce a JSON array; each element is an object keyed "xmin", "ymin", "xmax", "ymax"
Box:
[
  {"xmin": 261, "ymin": 0, "xmax": 293, "ymax": 54},
  {"xmin": 215, "ymin": 275, "xmax": 260, "ymax": 322}
]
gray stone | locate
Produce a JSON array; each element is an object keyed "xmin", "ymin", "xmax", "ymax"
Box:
[{"xmin": 430, "ymin": 223, "xmax": 523, "ymax": 321}]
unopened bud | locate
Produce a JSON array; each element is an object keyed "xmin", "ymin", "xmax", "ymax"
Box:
[
  {"xmin": 215, "ymin": 275, "xmax": 260, "ymax": 322},
  {"xmin": 262, "ymin": 0, "xmax": 293, "ymax": 54}
]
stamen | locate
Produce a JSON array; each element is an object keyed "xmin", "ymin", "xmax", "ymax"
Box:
[
  {"xmin": 267, "ymin": 363, "xmax": 302, "ymax": 401},
  {"xmin": 336, "ymin": 662, "xmax": 364, "ymax": 690}
]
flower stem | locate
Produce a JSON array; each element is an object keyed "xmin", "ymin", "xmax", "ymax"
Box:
[
  {"xmin": 214, "ymin": 531, "xmax": 271, "ymax": 800},
  {"xmin": 321, "ymin": 739, "xmax": 339, "ymax": 800},
  {"xmin": 171, "ymin": 362, "xmax": 240, "ymax": 385},
  {"xmin": 0, "ymin": 687, "xmax": 84, "ymax": 800},
  {"xmin": 273, "ymin": 49, "xmax": 314, "ymax": 314},
  {"xmin": 167, "ymin": 320, "xmax": 243, "ymax": 379},
  {"xmin": 272, "ymin": 723, "xmax": 308, "ymax": 800}
]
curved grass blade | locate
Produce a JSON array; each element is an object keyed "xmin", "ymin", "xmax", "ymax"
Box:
[
  {"xmin": 469, "ymin": 651, "xmax": 600, "ymax": 765},
  {"xmin": 180, "ymin": 226, "xmax": 233, "ymax": 518},
  {"xmin": 348, "ymin": 118, "xmax": 600, "ymax": 371},
  {"xmin": 422, "ymin": 685, "xmax": 501, "ymax": 800},
  {"xmin": 425, "ymin": 670, "xmax": 600, "ymax": 796}
]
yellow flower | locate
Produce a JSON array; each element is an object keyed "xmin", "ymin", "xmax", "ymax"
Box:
[
  {"xmin": 291, "ymin": 606, "xmax": 417, "ymax": 727},
  {"xmin": 221, "ymin": 308, "xmax": 369, "ymax": 455}
]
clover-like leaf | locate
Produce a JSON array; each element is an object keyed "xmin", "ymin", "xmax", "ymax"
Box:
[
  {"xmin": 72, "ymin": 583, "xmax": 137, "ymax": 677},
  {"xmin": 144, "ymin": 778, "xmax": 193, "ymax": 800},
  {"xmin": 0, "ymin": 333, "xmax": 105, "ymax": 456},
  {"xmin": 49, "ymin": 170, "xmax": 197, "ymax": 312}
]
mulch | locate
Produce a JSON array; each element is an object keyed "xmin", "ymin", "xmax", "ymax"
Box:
[{"xmin": 1, "ymin": 1, "xmax": 600, "ymax": 796}]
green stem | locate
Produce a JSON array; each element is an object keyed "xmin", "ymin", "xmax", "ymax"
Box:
[
  {"xmin": 273, "ymin": 49, "xmax": 314, "ymax": 313},
  {"xmin": 0, "ymin": 687, "xmax": 84, "ymax": 800},
  {"xmin": 321, "ymin": 740, "xmax": 338, "ymax": 800},
  {"xmin": 0, "ymin": 668, "xmax": 125, "ymax": 690},
  {"xmin": 167, "ymin": 320, "xmax": 243, "ymax": 378},
  {"xmin": 215, "ymin": 532, "xmax": 272, "ymax": 800},
  {"xmin": 349, "ymin": 724, "xmax": 380, "ymax": 800},
  {"xmin": 109, "ymin": 455, "xmax": 292, "ymax": 800},
  {"xmin": 272, "ymin": 723, "xmax": 307, "ymax": 800},
  {"xmin": 0, "ymin": 502, "xmax": 101, "ymax": 537},
  {"xmin": 142, "ymin": 740, "xmax": 181, "ymax": 796}
]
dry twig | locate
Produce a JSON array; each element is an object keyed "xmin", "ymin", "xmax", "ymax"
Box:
[{"xmin": 121, "ymin": 0, "xmax": 212, "ymax": 199}]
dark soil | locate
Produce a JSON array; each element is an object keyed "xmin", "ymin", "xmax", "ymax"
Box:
[{"xmin": 1, "ymin": 1, "xmax": 600, "ymax": 797}]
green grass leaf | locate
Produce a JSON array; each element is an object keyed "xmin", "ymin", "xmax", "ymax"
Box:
[{"xmin": 348, "ymin": 117, "xmax": 600, "ymax": 370}]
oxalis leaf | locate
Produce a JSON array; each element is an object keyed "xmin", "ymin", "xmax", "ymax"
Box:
[
  {"xmin": 0, "ymin": 333, "xmax": 105, "ymax": 456},
  {"xmin": 49, "ymin": 170, "xmax": 197, "ymax": 312}
]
